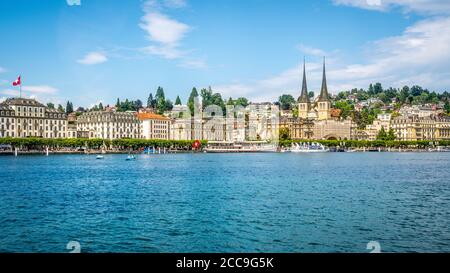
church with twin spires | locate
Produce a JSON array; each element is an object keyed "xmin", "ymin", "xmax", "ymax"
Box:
[
  {"xmin": 298, "ymin": 58, "xmax": 332, "ymax": 121},
  {"xmin": 279, "ymin": 58, "xmax": 355, "ymax": 140}
]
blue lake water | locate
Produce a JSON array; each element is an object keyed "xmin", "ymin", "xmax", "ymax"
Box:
[{"xmin": 0, "ymin": 153, "xmax": 449, "ymax": 253}]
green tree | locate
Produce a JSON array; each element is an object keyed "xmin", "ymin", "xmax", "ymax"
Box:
[
  {"xmin": 279, "ymin": 127, "xmax": 290, "ymax": 141},
  {"xmin": 211, "ymin": 92, "xmax": 226, "ymax": 114},
  {"xmin": 147, "ymin": 93, "xmax": 156, "ymax": 109},
  {"xmin": 400, "ymin": 86, "xmax": 410, "ymax": 103},
  {"xmin": 165, "ymin": 100, "xmax": 174, "ymax": 112},
  {"xmin": 278, "ymin": 94, "xmax": 296, "ymax": 110},
  {"xmin": 57, "ymin": 104, "xmax": 65, "ymax": 112},
  {"xmin": 368, "ymin": 84, "xmax": 375, "ymax": 96},
  {"xmin": 444, "ymin": 101, "xmax": 450, "ymax": 115},
  {"xmin": 356, "ymin": 90, "xmax": 369, "ymax": 101},
  {"xmin": 188, "ymin": 87, "xmax": 199, "ymax": 116},
  {"xmin": 377, "ymin": 127, "xmax": 387, "ymax": 140},
  {"xmin": 334, "ymin": 101, "xmax": 354, "ymax": 119},
  {"xmin": 115, "ymin": 98, "xmax": 120, "ymax": 109},
  {"xmin": 47, "ymin": 103, "xmax": 55, "ymax": 109},
  {"xmin": 378, "ymin": 92, "xmax": 390, "ymax": 104},
  {"xmin": 66, "ymin": 101, "xmax": 74, "ymax": 114},
  {"xmin": 374, "ymin": 83, "xmax": 383, "ymax": 94},
  {"xmin": 200, "ymin": 87, "xmax": 213, "ymax": 109},
  {"xmin": 175, "ymin": 96, "xmax": 182, "ymax": 105},
  {"xmin": 98, "ymin": 102, "xmax": 104, "ymax": 111},
  {"xmin": 410, "ymin": 85, "xmax": 423, "ymax": 97},
  {"xmin": 227, "ymin": 97, "xmax": 234, "ymax": 105},
  {"xmin": 308, "ymin": 91, "xmax": 315, "ymax": 99},
  {"xmin": 387, "ymin": 129, "xmax": 396, "ymax": 141},
  {"xmin": 155, "ymin": 87, "xmax": 166, "ymax": 114},
  {"xmin": 134, "ymin": 100, "xmax": 143, "ymax": 111},
  {"xmin": 234, "ymin": 97, "xmax": 249, "ymax": 107}
]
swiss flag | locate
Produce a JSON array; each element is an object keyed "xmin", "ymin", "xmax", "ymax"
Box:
[
  {"xmin": 192, "ymin": 140, "xmax": 201, "ymax": 149},
  {"xmin": 12, "ymin": 76, "xmax": 21, "ymax": 86}
]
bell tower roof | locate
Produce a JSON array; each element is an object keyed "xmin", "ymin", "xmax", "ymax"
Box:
[
  {"xmin": 318, "ymin": 57, "xmax": 330, "ymax": 102},
  {"xmin": 298, "ymin": 57, "xmax": 310, "ymax": 104}
]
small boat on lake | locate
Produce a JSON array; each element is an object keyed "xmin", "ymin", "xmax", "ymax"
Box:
[
  {"xmin": 289, "ymin": 142, "xmax": 330, "ymax": 153},
  {"xmin": 96, "ymin": 155, "xmax": 104, "ymax": 159},
  {"xmin": 126, "ymin": 155, "xmax": 136, "ymax": 161}
]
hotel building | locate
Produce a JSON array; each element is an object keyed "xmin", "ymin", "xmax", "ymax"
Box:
[
  {"xmin": 0, "ymin": 98, "xmax": 67, "ymax": 138},
  {"xmin": 391, "ymin": 115, "xmax": 450, "ymax": 141},
  {"xmin": 77, "ymin": 110, "xmax": 141, "ymax": 139}
]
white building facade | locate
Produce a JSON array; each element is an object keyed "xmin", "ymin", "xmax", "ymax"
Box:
[
  {"xmin": 0, "ymin": 98, "xmax": 68, "ymax": 138},
  {"xmin": 77, "ymin": 111, "xmax": 141, "ymax": 139}
]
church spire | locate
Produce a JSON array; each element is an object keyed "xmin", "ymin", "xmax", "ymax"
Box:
[
  {"xmin": 318, "ymin": 57, "xmax": 330, "ymax": 102},
  {"xmin": 298, "ymin": 57, "xmax": 309, "ymax": 103}
]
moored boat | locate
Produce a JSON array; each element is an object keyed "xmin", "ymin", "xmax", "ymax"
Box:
[{"xmin": 289, "ymin": 142, "xmax": 330, "ymax": 153}]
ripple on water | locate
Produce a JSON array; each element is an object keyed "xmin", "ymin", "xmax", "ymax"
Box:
[{"xmin": 0, "ymin": 153, "xmax": 449, "ymax": 252}]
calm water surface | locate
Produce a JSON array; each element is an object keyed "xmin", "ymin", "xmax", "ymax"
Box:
[{"xmin": 0, "ymin": 153, "xmax": 449, "ymax": 253}]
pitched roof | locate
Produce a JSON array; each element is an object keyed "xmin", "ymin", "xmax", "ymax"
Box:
[
  {"xmin": 1, "ymin": 97, "xmax": 45, "ymax": 107},
  {"xmin": 137, "ymin": 112, "xmax": 170, "ymax": 121}
]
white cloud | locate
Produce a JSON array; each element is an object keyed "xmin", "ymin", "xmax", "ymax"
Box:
[
  {"xmin": 140, "ymin": 12, "xmax": 189, "ymax": 46},
  {"xmin": 1, "ymin": 85, "xmax": 59, "ymax": 97},
  {"xmin": 66, "ymin": 0, "xmax": 81, "ymax": 6},
  {"xmin": 141, "ymin": 45, "xmax": 184, "ymax": 59},
  {"xmin": 139, "ymin": 1, "xmax": 206, "ymax": 69},
  {"xmin": 164, "ymin": 0, "xmax": 187, "ymax": 8},
  {"xmin": 333, "ymin": 0, "xmax": 450, "ymax": 15},
  {"xmin": 77, "ymin": 52, "xmax": 108, "ymax": 65},
  {"xmin": 177, "ymin": 59, "xmax": 208, "ymax": 69},
  {"xmin": 145, "ymin": 0, "xmax": 187, "ymax": 10},
  {"xmin": 22, "ymin": 85, "xmax": 59, "ymax": 94},
  {"xmin": 0, "ymin": 67, "xmax": 6, "ymax": 73},
  {"xmin": 0, "ymin": 89, "xmax": 18, "ymax": 97},
  {"xmin": 297, "ymin": 44, "xmax": 327, "ymax": 57},
  {"xmin": 214, "ymin": 16, "xmax": 450, "ymax": 101}
]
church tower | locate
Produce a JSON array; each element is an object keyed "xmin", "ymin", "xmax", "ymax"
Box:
[
  {"xmin": 317, "ymin": 57, "xmax": 331, "ymax": 121},
  {"xmin": 298, "ymin": 58, "xmax": 310, "ymax": 119}
]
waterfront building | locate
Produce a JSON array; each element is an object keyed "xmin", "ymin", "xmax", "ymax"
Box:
[
  {"xmin": 0, "ymin": 98, "xmax": 67, "ymax": 138},
  {"xmin": 137, "ymin": 112, "xmax": 171, "ymax": 140},
  {"xmin": 67, "ymin": 123, "xmax": 78, "ymax": 138},
  {"xmin": 202, "ymin": 117, "xmax": 227, "ymax": 141},
  {"xmin": 391, "ymin": 115, "xmax": 450, "ymax": 141},
  {"xmin": 246, "ymin": 103, "xmax": 279, "ymax": 141},
  {"xmin": 77, "ymin": 110, "xmax": 141, "ymax": 139},
  {"xmin": 312, "ymin": 119, "xmax": 355, "ymax": 140},
  {"xmin": 279, "ymin": 117, "xmax": 314, "ymax": 139},
  {"xmin": 170, "ymin": 118, "xmax": 192, "ymax": 141}
]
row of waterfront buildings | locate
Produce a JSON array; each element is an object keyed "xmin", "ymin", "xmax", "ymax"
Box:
[{"xmin": 1, "ymin": 60, "xmax": 450, "ymax": 142}]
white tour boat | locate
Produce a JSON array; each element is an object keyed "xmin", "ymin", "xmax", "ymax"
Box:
[{"xmin": 289, "ymin": 142, "xmax": 330, "ymax": 153}]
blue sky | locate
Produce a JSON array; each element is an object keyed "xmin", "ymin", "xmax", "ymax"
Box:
[{"xmin": 1, "ymin": 0, "xmax": 450, "ymax": 108}]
